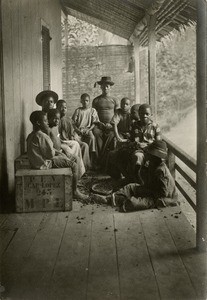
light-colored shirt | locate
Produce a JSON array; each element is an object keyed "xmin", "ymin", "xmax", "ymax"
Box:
[
  {"xmin": 27, "ymin": 130, "xmax": 55, "ymax": 169},
  {"xmin": 72, "ymin": 107, "xmax": 99, "ymax": 129},
  {"xmin": 58, "ymin": 116, "xmax": 75, "ymax": 141},
  {"xmin": 49, "ymin": 126, "xmax": 61, "ymax": 151}
]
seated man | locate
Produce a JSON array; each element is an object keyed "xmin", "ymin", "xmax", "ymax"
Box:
[
  {"xmin": 93, "ymin": 76, "xmax": 119, "ymax": 168},
  {"xmin": 27, "ymin": 110, "xmax": 88, "ymax": 201},
  {"xmin": 91, "ymin": 141, "xmax": 179, "ymax": 212}
]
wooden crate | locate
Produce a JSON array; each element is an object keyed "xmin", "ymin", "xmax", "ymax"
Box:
[
  {"xmin": 15, "ymin": 168, "xmax": 73, "ymax": 212},
  {"xmin": 15, "ymin": 154, "xmax": 31, "ymax": 172}
]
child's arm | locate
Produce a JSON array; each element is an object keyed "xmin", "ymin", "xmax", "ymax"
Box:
[
  {"xmin": 71, "ymin": 110, "xmax": 82, "ymax": 136},
  {"xmin": 113, "ymin": 123, "xmax": 128, "ymax": 143}
]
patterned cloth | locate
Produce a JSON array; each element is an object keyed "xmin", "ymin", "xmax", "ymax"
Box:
[{"xmin": 130, "ymin": 119, "xmax": 161, "ymax": 144}]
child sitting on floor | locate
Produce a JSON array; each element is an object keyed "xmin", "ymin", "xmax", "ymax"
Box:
[
  {"xmin": 72, "ymin": 93, "xmax": 99, "ymax": 163},
  {"xmin": 47, "ymin": 108, "xmax": 85, "ymax": 178},
  {"xmin": 111, "ymin": 97, "xmax": 131, "ymax": 147},
  {"xmin": 57, "ymin": 99, "xmax": 91, "ymax": 170},
  {"xmin": 92, "ymin": 141, "xmax": 178, "ymax": 211},
  {"xmin": 27, "ymin": 110, "xmax": 88, "ymax": 201}
]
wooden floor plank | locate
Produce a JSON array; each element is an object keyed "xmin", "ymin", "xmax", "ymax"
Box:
[
  {"xmin": 139, "ymin": 208, "xmax": 197, "ymax": 300},
  {"xmin": 114, "ymin": 212, "xmax": 160, "ymax": 300},
  {"xmin": 163, "ymin": 207, "xmax": 207, "ymax": 299},
  {"xmin": 1, "ymin": 213, "xmax": 45, "ymax": 298},
  {"xmin": 0, "ymin": 214, "xmax": 8, "ymax": 227},
  {"xmin": 6, "ymin": 212, "xmax": 68, "ymax": 300},
  {"xmin": 87, "ymin": 207, "xmax": 120, "ymax": 300},
  {"xmin": 0, "ymin": 213, "xmax": 33, "ymax": 257},
  {"xmin": 50, "ymin": 205, "xmax": 93, "ymax": 300}
]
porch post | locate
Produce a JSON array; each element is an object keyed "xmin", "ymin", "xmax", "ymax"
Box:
[
  {"xmin": 148, "ymin": 14, "xmax": 157, "ymax": 120},
  {"xmin": 196, "ymin": 0, "xmax": 207, "ymax": 252},
  {"xmin": 134, "ymin": 39, "xmax": 140, "ymax": 104}
]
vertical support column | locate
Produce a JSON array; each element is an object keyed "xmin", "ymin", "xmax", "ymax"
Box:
[
  {"xmin": 64, "ymin": 16, "xmax": 69, "ymax": 100},
  {"xmin": 148, "ymin": 14, "xmax": 157, "ymax": 120},
  {"xmin": 134, "ymin": 38, "xmax": 140, "ymax": 104},
  {"xmin": 196, "ymin": 0, "xmax": 207, "ymax": 252}
]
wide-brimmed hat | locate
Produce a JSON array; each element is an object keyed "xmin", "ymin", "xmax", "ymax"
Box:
[
  {"xmin": 95, "ymin": 76, "xmax": 114, "ymax": 86},
  {"xmin": 35, "ymin": 90, "xmax": 58, "ymax": 106},
  {"xmin": 146, "ymin": 140, "xmax": 168, "ymax": 159}
]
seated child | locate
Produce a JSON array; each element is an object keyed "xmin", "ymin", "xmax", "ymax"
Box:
[
  {"xmin": 27, "ymin": 110, "xmax": 88, "ymax": 201},
  {"xmin": 35, "ymin": 90, "xmax": 58, "ymax": 113},
  {"xmin": 111, "ymin": 97, "xmax": 131, "ymax": 147},
  {"xmin": 107, "ymin": 103, "xmax": 161, "ymax": 183},
  {"xmin": 92, "ymin": 141, "xmax": 178, "ymax": 211},
  {"xmin": 47, "ymin": 108, "xmax": 85, "ymax": 178},
  {"xmin": 72, "ymin": 93, "xmax": 99, "ymax": 161},
  {"xmin": 56, "ymin": 99, "xmax": 91, "ymax": 170}
]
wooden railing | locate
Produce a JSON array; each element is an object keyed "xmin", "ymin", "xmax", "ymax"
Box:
[{"xmin": 163, "ymin": 136, "xmax": 197, "ymax": 212}]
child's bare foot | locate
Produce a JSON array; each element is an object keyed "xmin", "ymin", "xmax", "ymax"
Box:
[{"xmin": 74, "ymin": 190, "xmax": 89, "ymax": 203}]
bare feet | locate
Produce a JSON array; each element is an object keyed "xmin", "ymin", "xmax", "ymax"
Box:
[{"xmin": 74, "ymin": 189, "xmax": 89, "ymax": 203}]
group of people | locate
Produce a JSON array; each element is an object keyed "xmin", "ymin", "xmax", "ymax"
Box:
[{"xmin": 26, "ymin": 76, "xmax": 179, "ymax": 210}]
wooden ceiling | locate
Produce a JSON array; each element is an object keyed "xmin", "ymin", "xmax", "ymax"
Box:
[{"xmin": 61, "ymin": 0, "xmax": 197, "ymax": 44}]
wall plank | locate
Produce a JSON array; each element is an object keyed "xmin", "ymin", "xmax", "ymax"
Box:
[{"xmin": 1, "ymin": 0, "xmax": 62, "ymax": 203}]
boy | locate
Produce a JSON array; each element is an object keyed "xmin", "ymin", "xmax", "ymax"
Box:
[
  {"xmin": 108, "ymin": 103, "xmax": 161, "ymax": 183},
  {"xmin": 57, "ymin": 99, "xmax": 91, "ymax": 170},
  {"xmin": 27, "ymin": 110, "xmax": 88, "ymax": 201},
  {"xmin": 111, "ymin": 97, "xmax": 131, "ymax": 147},
  {"xmin": 92, "ymin": 141, "xmax": 178, "ymax": 211},
  {"xmin": 47, "ymin": 109, "xmax": 85, "ymax": 178},
  {"xmin": 72, "ymin": 93, "xmax": 99, "ymax": 157},
  {"xmin": 35, "ymin": 90, "xmax": 58, "ymax": 113}
]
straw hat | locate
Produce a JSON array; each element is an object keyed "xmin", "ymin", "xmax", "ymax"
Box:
[
  {"xmin": 35, "ymin": 90, "xmax": 58, "ymax": 106},
  {"xmin": 146, "ymin": 140, "xmax": 168, "ymax": 159},
  {"xmin": 94, "ymin": 76, "xmax": 114, "ymax": 87}
]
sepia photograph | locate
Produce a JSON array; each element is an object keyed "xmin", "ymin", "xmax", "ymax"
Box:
[{"xmin": 0, "ymin": 0, "xmax": 206, "ymax": 299}]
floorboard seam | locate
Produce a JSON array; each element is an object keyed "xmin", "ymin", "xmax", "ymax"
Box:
[
  {"xmin": 86, "ymin": 212, "xmax": 93, "ymax": 300},
  {"xmin": 50, "ymin": 211, "xmax": 71, "ymax": 280},
  {"xmin": 139, "ymin": 214, "xmax": 162, "ymax": 300},
  {"xmin": 113, "ymin": 214, "xmax": 121, "ymax": 300},
  {"xmin": 25, "ymin": 212, "xmax": 47, "ymax": 257}
]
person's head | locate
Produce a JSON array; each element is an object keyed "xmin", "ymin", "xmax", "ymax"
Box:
[
  {"xmin": 121, "ymin": 97, "xmax": 131, "ymax": 113},
  {"xmin": 47, "ymin": 109, "xmax": 60, "ymax": 127},
  {"xmin": 56, "ymin": 99, "xmax": 67, "ymax": 117},
  {"xmin": 146, "ymin": 140, "xmax": 167, "ymax": 166},
  {"xmin": 29, "ymin": 111, "xmax": 49, "ymax": 133},
  {"xmin": 80, "ymin": 93, "xmax": 90, "ymax": 109},
  {"xmin": 96, "ymin": 76, "xmax": 114, "ymax": 96},
  {"xmin": 130, "ymin": 104, "xmax": 140, "ymax": 120},
  {"xmin": 35, "ymin": 90, "xmax": 58, "ymax": 112},
  {"xmin": 138, "ymin": 104, "xmax": 152, "ymax": 125}
]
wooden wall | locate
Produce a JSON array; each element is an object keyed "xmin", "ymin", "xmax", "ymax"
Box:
[{"xmin": 1, "ymin": 0, "xmax": 62, "ymax": 202}]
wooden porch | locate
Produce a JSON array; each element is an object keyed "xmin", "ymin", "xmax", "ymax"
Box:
[{"xmin": 0, "ymin": 201, "xmax": 206, "ymax": 300}]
